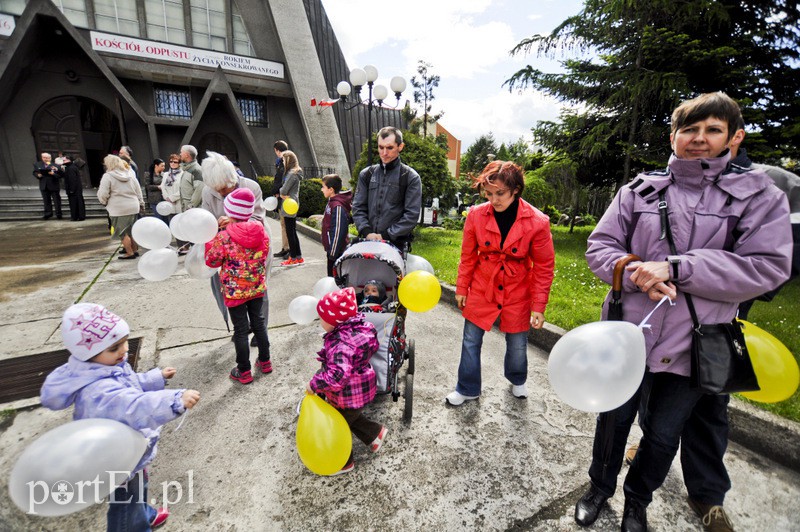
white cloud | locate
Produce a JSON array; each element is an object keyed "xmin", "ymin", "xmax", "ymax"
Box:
[{"xmin": 437, "ymin": 90, "xmax": 563, "ymax": 149}]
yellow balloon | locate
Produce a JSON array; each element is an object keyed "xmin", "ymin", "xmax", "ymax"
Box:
[
  {"xmin": 738, "ymin": 320, "xmax": 799, "ymax": 403},
  {"xmin": 398, "ymin": 270, "xmax": 441, "ymax": 313},
  {"xmin": 461, "ymin": 210, "xmax": 468, "ymax": 217},
  {"xmin": 283, "ymin": 198, "xmax": 299, "ymax": 216},
  {"xmin": 296, "ymin": 394, "xmax": 352, "ymax": 475}
]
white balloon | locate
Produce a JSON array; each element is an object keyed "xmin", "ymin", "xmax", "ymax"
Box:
[
  {"xmin": 9, "ymin": 419, "xmax": 147, "ymax": 516},
  {"xmin": 184, "ymin": 241, "xmax": 217, "ymax": 279},
  {"xmin": 263, "ymin": 196, "xmax": 278, "ymax": 211},
  {"xmin": 137, "ymin": 248, "xmax": 179, "ymax": 282},
  {"xmin": 180, "ymin": 208, "xmax": 219, "ymax": 244},
  {"xmin": 406, "ymin": 253, "xmax": 435, "ymax": 275},
  {"xmin": 169, "ymin": 212, "xmax": 188, "ymax": 241},
  {"xmin": 289, "ymin": 295, "xmax": 319, "ymax": 325},
  {"xmin": 312, "ymin": 277, "xmax": 340, "ymax": 300},
  {"xmin": 156, "ymin": 201, "xmax": 174, "ymax": 216},
  {"xmin": 547, "ymin": 321, "xmax": 646, "ymax": 413},
  {"xmin": 131, "ymin": 217, "xmax": 172, "ymax": 250}
]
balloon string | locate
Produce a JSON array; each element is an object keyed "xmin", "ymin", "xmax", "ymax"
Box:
[
  {"xmin": 174, "ymin": 409, "xmax": 189, "ymax": 432},
  {"xmin": 638, "ymin": 295, "xmax": 674, "ymax": 331}
]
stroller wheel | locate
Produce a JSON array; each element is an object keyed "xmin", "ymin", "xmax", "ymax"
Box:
[
  {"xmin": 406, "ymin": 339, "xmax": 415, "ymax": 375},
  {"xmin": 403, "ymin": 373, "xmax": 413, "ymax": 424}
]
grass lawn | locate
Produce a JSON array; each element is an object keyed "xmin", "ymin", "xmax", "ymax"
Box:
[{"xmin": 412, "ymin": 225, "xmax": 800, "ymax": 423}]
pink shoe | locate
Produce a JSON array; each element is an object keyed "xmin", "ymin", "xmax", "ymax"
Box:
[
  {"xmin": 150, "ymin": 507, "xmax": 170, "ymax": 528},
  {"xmin": 330, "ymin": 462, "xmax": 354, "ymax": 476},
  {"xmin": 370, "ymin": 426, "xmax": 389, "ymax": 453},
  {"xmin": 255, "ymin": 359, "xmax": 273, "ymax": 374},
  {"xmin": 230, "ymin": 367, "xmax": 253, "ymax": 384}
]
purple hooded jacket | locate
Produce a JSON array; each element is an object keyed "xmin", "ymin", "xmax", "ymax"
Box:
[
  {"xmin": 40, "ymin": 355, "xmax": 186, "ymax": 474},
  {"xmin": 587, "ymin": 151, "xmax": 792, "ymax": 377}
]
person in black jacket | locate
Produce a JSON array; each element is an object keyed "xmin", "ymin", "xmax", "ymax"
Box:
[
  {"xmin": 58, "ymin": 154, "xmax": 86, "ymax": 221},
  {"xmin": 270, "ymin": 140, "xmax": 290, "ymax": 258},
  {"xmin": 33, "ymin": 152, "xmax": 62, "ymax": 219}
]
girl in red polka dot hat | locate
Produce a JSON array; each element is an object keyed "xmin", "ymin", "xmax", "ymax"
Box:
[{"xmin": 305, "ymin": 287, "xmax": 389, "ymax": 475}]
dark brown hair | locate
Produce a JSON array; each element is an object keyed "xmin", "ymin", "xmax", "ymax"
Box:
[
  {"xmin": 671, "ymin": 92, "xmax": 743, "ymax": 141},
  {"xmin": 472, "ymin": 160, "xmax": 524, "ymax": 198},
  {"xmin": 322, "ymin": 174, "xmax": 342, "ymax": 193}
]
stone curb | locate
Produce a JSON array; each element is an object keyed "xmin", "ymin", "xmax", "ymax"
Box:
[{"xmin": 282, "ymin": 215, "xmax": 800, "ymax": 473}]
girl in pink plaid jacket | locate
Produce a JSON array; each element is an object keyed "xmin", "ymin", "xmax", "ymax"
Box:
[{"xmin": 306, "ymin": 287, "xmax": 389, "ymax": 475}]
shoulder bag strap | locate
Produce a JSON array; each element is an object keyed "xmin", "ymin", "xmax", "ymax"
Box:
[{"xmin": 658, "ymin": 190, "xmax": 701, "ymax": 329}]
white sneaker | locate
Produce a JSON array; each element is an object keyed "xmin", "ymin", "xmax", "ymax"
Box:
[
  {"xmin": 445, "ymin": 391, "xmax": 479, "ymax": 406},
  {"xmin": 511, "ymin": 384, "xmax": 528, "ymax": 398}
]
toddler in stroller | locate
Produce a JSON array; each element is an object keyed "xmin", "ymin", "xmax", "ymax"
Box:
[{"xmin": 333, "ymin": 240, "xmax": 416, "ymax": 423}]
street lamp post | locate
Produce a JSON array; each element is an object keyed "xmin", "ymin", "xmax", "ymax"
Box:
[{"xmin": 336, "ymin": 65, "xmax": 406, "ymax": 166}]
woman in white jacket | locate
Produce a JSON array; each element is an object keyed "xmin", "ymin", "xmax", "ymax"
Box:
[
  {"xmin": 160, "ymin": 153, "xmax": 185, "ymax": 215},
  {"xmin": 98, "ymin": 154, "xmax": 144, "ymax": 259}
]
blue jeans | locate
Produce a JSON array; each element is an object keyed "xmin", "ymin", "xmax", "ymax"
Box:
[
  {"xmin": 107, "ymin": 470, "xmax": 156, "ymax": 532},
  {"xmin": 455, "ymin": 319, "xmax": 528, "ymax": 396},
  {"xmin": 619, "ymin": 372, "xmax": 731, "ymax": 506}
]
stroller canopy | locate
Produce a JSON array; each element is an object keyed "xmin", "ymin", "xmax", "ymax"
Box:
[{"xmin": 334, "ymin": 241, "xmax": 405, "ymax": 296}]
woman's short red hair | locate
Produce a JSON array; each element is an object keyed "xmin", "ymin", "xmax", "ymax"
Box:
[{"xmin": 472, "ymin": 160, "xmax": 525, "ymax": 198}]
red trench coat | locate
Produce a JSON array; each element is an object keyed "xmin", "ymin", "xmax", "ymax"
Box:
[{"xmin": 456, "ymin": 199, "xmax": 555, "ymax": 333}]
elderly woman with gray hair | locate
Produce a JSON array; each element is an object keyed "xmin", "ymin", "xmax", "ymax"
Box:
[
  {"xmin": 201, "ymin": 151, "xmax": 274, "ymax": 349},
  {"xmin": 98, "ymin": 154, "xmax": 145, "ymax": 260}
]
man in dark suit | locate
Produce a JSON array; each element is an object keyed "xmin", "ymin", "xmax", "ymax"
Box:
[
  {"xmin": 33, "ymin": 152, "xmax": 62, "ymax": 219},
  {"xmin": 58, "ymin": 154, "xmax": 86, "ymax": 221}
]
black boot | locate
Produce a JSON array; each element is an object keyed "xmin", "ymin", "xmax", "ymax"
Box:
[
  {"xmin": 574, "ymin": 485, "xmax": 609, "ymax": 527},
  {"xmin": 621, "ymin": 498, "xmax": 647, "ymax": 532}
]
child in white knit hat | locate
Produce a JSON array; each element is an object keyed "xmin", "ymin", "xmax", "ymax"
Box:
[
  {"xmin": 40, "ymin": 302, "xmax": 200, "ymax": 530},
  {"xmin": 205, "ymin": 187, "xmax": 272, "ymax": 384}
]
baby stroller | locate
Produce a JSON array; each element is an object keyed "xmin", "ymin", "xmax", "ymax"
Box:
[{"xmin": 333, "ymin": 240, "xmax": 415, "ymax": 424}]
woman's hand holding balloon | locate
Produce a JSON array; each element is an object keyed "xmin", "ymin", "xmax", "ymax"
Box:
[{"xmin": 647, "ymin": 281, "xmax": 677, "ymax": 301}]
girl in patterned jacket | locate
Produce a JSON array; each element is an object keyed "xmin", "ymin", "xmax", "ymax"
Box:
[
  {"xmin": 306, "ymin": 287, "xmax": 388, "ymax": 475},
  {"xmin": 40, "ymin": 303, "xmax": 200, "ymax": 530},
  {"xmin": 205, "ymin": 187, "xmax": 271, "ymax": 384}
]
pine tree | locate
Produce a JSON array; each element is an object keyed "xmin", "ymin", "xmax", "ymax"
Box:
[
  {"xmin": 506, "ymin": 0, "xmax": 800, "ymax": 190},
  {"xmin": 410, "ymin": 61, "xmax": 445, "ymax": 137}
]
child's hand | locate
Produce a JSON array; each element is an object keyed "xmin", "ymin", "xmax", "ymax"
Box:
[
  {"xmin": 162, "ymin": 367, "xmax": 177, "ymax": 379},
  {"xmin": 182, "ymin": 390, "xmax": 201, "ymax": 409},
  {"xmin": 305, "ymin": 383, "xmax": 314, "ymax": 394}
]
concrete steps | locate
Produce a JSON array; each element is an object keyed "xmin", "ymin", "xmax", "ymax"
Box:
[{"xmin": 0, "ymin": 192, "xmax": 107, "ymax": 221}]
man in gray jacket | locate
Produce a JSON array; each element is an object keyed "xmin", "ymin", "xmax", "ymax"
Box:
[
  {"xmin": 180, "ymin": 144, "xmax": 204, "ymax": 211},
  {"xmin": 352, "ymin": 126, "xmax": 422, "ymax": 251}
]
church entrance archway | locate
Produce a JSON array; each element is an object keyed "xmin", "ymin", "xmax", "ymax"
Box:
[
  {"xmin": 198, "ymin": 132, "xmax": 239, "ymax": 165},
  {"xmin": 32, "ymin": 96, "xmax": 121, "ymax": 188}
]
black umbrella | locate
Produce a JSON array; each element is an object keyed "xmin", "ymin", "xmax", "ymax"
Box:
[
  {"xmin": 598, "ymin": 253, "xmax": 640, "ymax": 477},
  {"xmin": 210, "ymin": 273, "xmax": 231, "ymax": 332}
]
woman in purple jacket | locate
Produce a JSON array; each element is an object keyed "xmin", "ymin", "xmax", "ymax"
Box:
[{"xmin": 574, "ymin": 93, "xmax": 792, "ymax": 532}]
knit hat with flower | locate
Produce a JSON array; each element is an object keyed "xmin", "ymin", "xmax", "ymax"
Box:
[
  {"xmin": 316, "ymin": 287, "xmax": 358, "ymax": 326},
  {"xmin": 224, "ymin": 187, "xmax": 255, "ymax": 221},
  {"xmin": 61, "ymin": 303, "xmax": 130, "ymax": 361}
]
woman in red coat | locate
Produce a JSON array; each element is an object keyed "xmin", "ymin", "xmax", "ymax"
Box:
[{"xmin": 446, "ymin": 161, "xmax": 555, "ymax": 406}]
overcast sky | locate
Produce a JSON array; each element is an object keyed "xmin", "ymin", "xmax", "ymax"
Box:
[{"xmin": 321, "ymin": 0, "xmax": 585, "ymax": 150}]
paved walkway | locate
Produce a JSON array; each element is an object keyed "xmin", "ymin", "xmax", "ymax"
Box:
[{"xmin": 0, "ymin": 218, "xmax": 798, "ymax": 531}]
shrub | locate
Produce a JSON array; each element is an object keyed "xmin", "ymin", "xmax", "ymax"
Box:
[
  {"xmin": 255, "ymin": 176, "xmax": 273, "ymax": 199},
  {"xmin": 255, "ymin": 176, "xmax": 326, "ymax": 218},
  {"xmin": 298, "ymin": 178, "xmax": 325, "ymax": 218},
  {"xmin": 442, "ymin": 217, "xmax": 465, "ymax": 231},
  {"xmin": 542, "ymin": 204, "xmax": 562, "ymax": 224},
  {"xmin": 522, "ymin": 171, "xmax": 556, "ymax": 209},
  {"xmin": 579, "ymin": 213, "xmax": 597, "ymax": 226}
]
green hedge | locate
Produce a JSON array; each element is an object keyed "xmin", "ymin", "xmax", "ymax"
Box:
[{"xmin": 255, "ymin": 176, "xmax": 327, "ymax": 218}]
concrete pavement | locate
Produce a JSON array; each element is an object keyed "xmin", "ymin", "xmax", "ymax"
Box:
[{"xmin": 0, "ymin": 218, "xmax": 799, "ymax": 531}]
